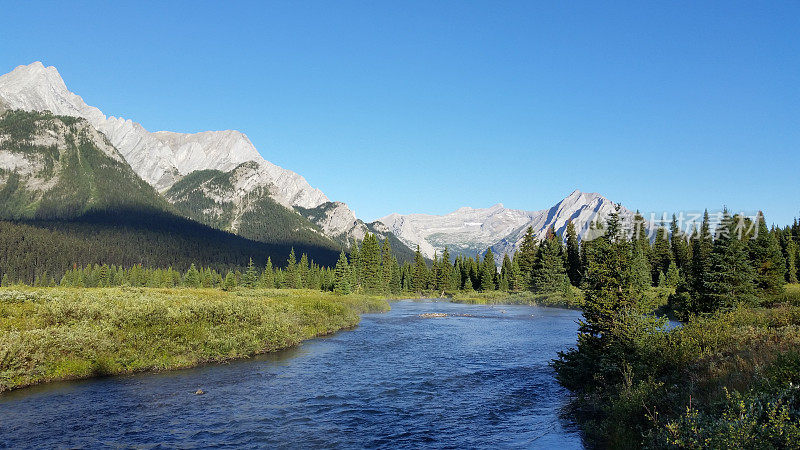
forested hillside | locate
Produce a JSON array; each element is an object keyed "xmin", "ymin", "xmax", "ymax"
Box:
[
  {"xmin": 0, "ymin": 110, "xmax": 344, "ymax": 282},
  {"xmin": 0, "ymin": 210, "xmax": 340, "ymax": 285},
  {"xmin": 165, "ymin": 164, "xmax": 341, "ymax": 251},
  {"xmin": 0, "ymin": 110, "xmax": 172, "ymax": 219}
]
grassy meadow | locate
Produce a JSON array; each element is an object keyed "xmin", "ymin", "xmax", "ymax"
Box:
[
  {"xmin": 0, "ymin": 287, "xmax": 389, "ymax": 393},
  {"xmin": 449, "ymin": 286, "xmax": 674, "ymax": 312}
]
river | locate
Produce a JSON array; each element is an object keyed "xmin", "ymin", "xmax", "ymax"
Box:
[{"xmin": 0, "ymin": 300, "xmax": 584, "ymax": 448}]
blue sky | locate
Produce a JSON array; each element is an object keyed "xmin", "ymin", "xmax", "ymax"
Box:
[{"xmin": 3, "ymin": 1, "xmax": 799, "ymax": 224}]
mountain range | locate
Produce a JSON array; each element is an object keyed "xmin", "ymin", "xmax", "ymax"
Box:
[
  {"xmin": 0, "ymin": 62, "xmax": 642, "ymax": 268},
  {"xmin": 381, "ymin": 190, "xmax": 639, "ymax": 260}
]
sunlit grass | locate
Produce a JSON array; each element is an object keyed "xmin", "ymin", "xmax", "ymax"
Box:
[{"xmin": 0, "ymin": 287, "xmax": 389, "ymax": 393}]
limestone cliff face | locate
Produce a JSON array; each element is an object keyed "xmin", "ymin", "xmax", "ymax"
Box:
[{"xmin": 0, "ymin": 62, "xmax": 384, "ymax": 249}]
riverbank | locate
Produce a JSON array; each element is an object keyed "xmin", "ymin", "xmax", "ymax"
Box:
[
  {"xmin": 556, "ymin": 284, "xmax": 800, "ymax": 447},
  {"xmin": 0, "ymin": 287, "xmax": 389, "ymax": 393},
  {"xmin": 448, "ymin": 289, "xmax": 584, "ymax": 309},
  {"xmin": 448, "ymin": 286, "xmax": 673, "ymax": 312}
]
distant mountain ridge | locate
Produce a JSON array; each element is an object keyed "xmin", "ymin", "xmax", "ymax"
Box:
[
  {"xmin": 381, "ymin": 190, "xmax": 642, "ymax": 261},
  {"xmin": 0, "ymin": 62, "xmax": 646, "ymax": 266}
]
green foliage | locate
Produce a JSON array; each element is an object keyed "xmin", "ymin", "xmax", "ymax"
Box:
[
  {"xmin": 0, "ymin": 110, "xmax": 172, "ymax": 220},
  {"xmin": 530, "ymin": 230, "xmax": 568, "ymax": 293},
  {"xmin": 333, "ymin": 251, "xmax": 352, "ymax": 295},
  {"xmin": 479, "ymin": 248, "xmax": 497, "ymax": 291},
  {"xmin": 565, "ymin": 221, "xmax": 582, "ymax": 286},
  {"xmin": 701, "ymin": 211, "xmax": 757, "ymax": 311},
  {"xmin": 412, "ymin": 245, "xmax": 428, "ymax": 292},
  {"xmin": 0, "ymin": 287, "xmax": 389, "ymax": 393},
  {"xmin": 749, "ymin": 213, "xmax": 787, "ymax": 296},
  {"xmin": 166, "ymin": 164, "xmax": 341, "ymax": 252},
  {"xmin": 652, "ymin": 227, "xmax": 672, "ymax": 285}
]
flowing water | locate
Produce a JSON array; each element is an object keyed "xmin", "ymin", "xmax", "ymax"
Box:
[{"xmin": 0, "ymin": 300, "xmax": 584, "ymax": 448}]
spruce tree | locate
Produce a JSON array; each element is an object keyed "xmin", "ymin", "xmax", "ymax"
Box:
[
  {"xmin": 702, "ymin": 211, "xmax": 756, "ymax": 311},
  {"xmin": 390, "ymin": 258, "xmax": 402, "ymax": 293},
  {"xmin": 451, "ymin": 260, "xmax": 463, "ymax": 290},
  {"xmin": 439, "ymin": 247, "xmax": 452, "ymax": 291},
  {"xmin": 298, "ymin": 253, "xmax": 310, "ymax": 288},
  {"xmin": 665, "ymin": 260, "xmax": 680, "ymax": 288},
  {"xmin": 222, "ymin": 271, "xmax": 237, "ymax": 291},
  {"xmin": 480, "ymin": 249, "xmax": 497, "ymax": 291},
  {"xmin": 632, "ymin": 211, "xmax": 652, "ymax": 260},
  {"xmin": 412, "ymin": 245, "xmax": 427, "ymax": 292},
  {"xmin": 531, "ymin": 231, "xmax": 568, "ymax": 293},
  {"xmin": 349, "ymin": 240, "xmax": 361, "ymax": 291},
  {"xmin": 284, "ymin": 248, "xmax": 298, "ymax": 289},
  {"xmin": 748, "ymin": 213, "xmax": 786, "ymax": 295},
  {"xmin": 670, "ymin": 214, "xmax": 691, "ymax": 270},
  {"xmin": 630, "ymin": 244, "xmax": 652, "ymax": 292},
  {"xmin": 689, "ymin": 211, "xmax": 714, "ymax": 300},
  {"xmin": 98, "ymin": 264, "xmax": 110, "ymax": 287},
  {"xmin": 333, "ymin": 251, "xmax": 352, "ymax": 295},
  {"xmin": 517, "ymin": 226, "xmax": 538, "ymax": 283},
  {"xmin": 360, "ymin": 234, "xmax": 382, "ymax": 292},
  {"xmin": 500, "ymin": 253, "xmax": 514, "ymax": 292},
  {"xmin": 553, "ymin": 210, "xmax": 638, "ymax": 392},
  {"xmin": 651, "ymin": 227, "xmax": 672, "ymax": 285},
  {"xmin": 242, "ymin": 258, "xmax": 258, "ymax": 288},
  {"xmin": 184, "ymin": 263, "xmax": 201, "ymax": 288},
  {"xmin": 259, "ymin": 257, "xmax": 275, "ymax": 288},
  {"xmin": 565, "ymin": 221, "xmax": 582, "ymax": 286}
]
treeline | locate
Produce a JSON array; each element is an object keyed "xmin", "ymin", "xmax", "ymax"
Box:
[
  {"xmin": 0, "ymin": 211, "xmax": 341, "ymax": 285},
  {"xmin": 552, "ymin": 206, "xmax": 800, "ymax": 447}
]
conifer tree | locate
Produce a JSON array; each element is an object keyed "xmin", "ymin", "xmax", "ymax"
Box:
[
  {"xmin": 430, "ymin": 252, "xmax": 440, "ymax": 292},
  {"xmin": 531, "ymin": 232, "xmax": 568, "ymax": 293},
  {"xmin": 517, "ymin": 227, "xmax": 538, "ymax": 283},
  {"xmin": 451, "ymin": 260, "xmax": 463, "ymax": 290},
  {"xmin": 98, "ymin": 264, "xmax": 110, "ymax": 287},
  {"xmin": 480, "ymin": 249, "xmax": 497, "ymax": 291},
  {"xmin": 510, "ymin": 257, "xmax": 522, "ymax": 291},
  {"xmin": 651, "ymin": 227, "xmax": 672, "ymax": 285},
  {"xmin": 333, "ymin": 251, "xmax": 352, "ymax": 295},
  {"xmin": 242, "ymin": 258, "xmax": 258, "ymax": 288},
  {"xmin": 689, "ymin": 210, "xmax": 714, "ymax": 299},
  {"xmin": 222, "ymin": 271, "xmax": 237, "ymax": 291},
  {"xmin": 669, "ymin": 214, "xmax": 691, "ymax": 270},
  {"xmin": 748, "ymin": 213, "xmax": 786, "ymax": 295},
  {"xmin": 630, "ymin": 244, "xmax": 652, "ymax": 292},
  {"xmin": 259, "ymin": 257, "xmax": 275, "ymax": 288},
  {"xmin": 665, "ymin": 260, "xmax": 680, "ymax": 288},
  {"xmin": 439, "ymin": 247, "xmax": 452, "ymax": 291},
  {"xmin": 500, "ymin": 253, "xmax": 514, "ymax": 292},
  {"xmin": 702, "ymin": 210, "xmax": 756, "ymax": 311},
  {"xmin": 299, "ymin": 253, "xmax": 310, "ymax": 288},
  {"xmin": 349, "ymin": 241, "xmax": 361, "ymax": 290},
  {"xmin": 360, "ymin": 234, "xmax": 382, "ymax": 292},
  {"xmin": 184, "ymin": 263, "xmax": 201, "ymax": 288},
  {"xmin": 412, "ymin": 245, "xmax": 427, "ymax": 292},
  {"xmin": 632, "ymin": 212, "xmax": 652, "ymax": 260},
  {"xmin": 284, "ymin": 248, "xmax": 298, "ymax": 289},
  {"xmin": 553, "ymin": 208, "xmax": 638, "ymax": 391},
  {"xmin": 565, "ymin": 221, "xmax": 582, "ymax": 286}
]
